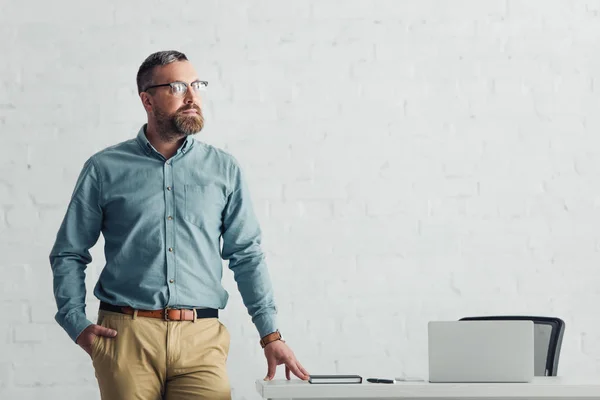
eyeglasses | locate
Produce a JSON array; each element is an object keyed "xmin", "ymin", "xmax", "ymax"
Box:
[{"xmin": 144, "ymin": 80, "xmax": 208, "ymax": 96}]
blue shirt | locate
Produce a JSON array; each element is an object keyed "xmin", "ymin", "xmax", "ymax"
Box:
[{"xmin": 50, "ymin": 125, "xmax": 278, "ymax": 343}]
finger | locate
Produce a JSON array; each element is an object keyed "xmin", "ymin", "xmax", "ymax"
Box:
[
  {"xmin": 286, "ymin": 365, "xmax": 290, "ymax": 380},
  {"xmin": 286, "ymin": 361, "xmax": 305, "ymax": 380},
  {"xmin": 96, "ymin": 326, "xmax": 118, "ymax": 337},
  {"xmin": 265, "ymin": 356, "xmax": 277, "ymax": 381},
  {"xmin": 297, "ymin": 361, "xmax": 310, "ymax": 379}
]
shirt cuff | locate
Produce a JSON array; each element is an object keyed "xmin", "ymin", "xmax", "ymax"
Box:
[
  {"xmin": 60, "ymin": 312, "xmax": 94, "ymax": 344},
  {"xmin": 253, "ymin": 313, "xmax": 278, "ymax": 338}
]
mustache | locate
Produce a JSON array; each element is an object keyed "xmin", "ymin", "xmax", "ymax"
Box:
[{"xmin": 178, "ymin": 105, "xmax": 202, "ymax": 113}]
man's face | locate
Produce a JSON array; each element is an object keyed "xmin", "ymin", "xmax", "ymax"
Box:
[{"xmin": 142, "ymin": 61, "xmax": 204, "ymax": 137}]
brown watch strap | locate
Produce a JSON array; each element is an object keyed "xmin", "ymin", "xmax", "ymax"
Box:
[{"xmin": 260, "ymin": 330, "xmax": 282, "ymax": 348}]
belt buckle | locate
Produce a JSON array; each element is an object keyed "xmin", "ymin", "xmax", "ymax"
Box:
[{"xmin": 164, "ymin": 307, "xmax": 171, "ymax": 321}]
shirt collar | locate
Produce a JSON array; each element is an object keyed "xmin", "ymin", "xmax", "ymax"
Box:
[{"xmin": 136, "ymin": 124, "xmax": 195, "ymax": 156}]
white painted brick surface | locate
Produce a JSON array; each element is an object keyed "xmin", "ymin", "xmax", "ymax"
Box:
[{"xmin": 2, "ymin": 0, "xmax": 600, "ymax": 398}]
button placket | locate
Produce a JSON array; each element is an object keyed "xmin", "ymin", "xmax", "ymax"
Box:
[{"xmin": 164, "ymin": 159, "xmax": 177, "ymax": 303}]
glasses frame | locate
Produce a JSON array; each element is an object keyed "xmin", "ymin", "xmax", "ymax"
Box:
[{"xmin": 143, "ymin": 80, "xmax": 208, "ymax": 96}]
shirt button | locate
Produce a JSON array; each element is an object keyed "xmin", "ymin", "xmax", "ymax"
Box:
[
  {"xmin": 167, "ymin": 216, "xmax": 173, "ymax": 220},
  {"xmin": 167, "ymin": 186, "xmax": 172, "ymax": 191},
  {"xmin": 168, "ymin": 247, "xmax": 173, "ymax": 252},
  {"xmin": 169, "ymin": 279, "xmax": 174, "ymax": 283},
  {"xmin": 166, "ymin": 161, "xmax": 171, "ymax": 165}
]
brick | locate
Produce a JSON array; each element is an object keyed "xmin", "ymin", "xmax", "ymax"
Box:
[
  {"xmin": 0, "ymin": 265, "xmax": 34, "ymax": 301},
  {"xmin": 13, "ymin": 324, "xmax": 46, "ymax": 344},
  {"xmin": 0, "ymin": 362, "xmax": 12, "ymax": 389},
  {"xmin": 245, "ymin": 179, "xmax": 284, "ymax": 201},
  {"xmin": 0, "ymin": 387, "xmax": 100, "ymax": 400},
  {"xmin": 31, "ymin": 301, "xmax": 58, "ymax": 325},
  {"xmin": 5, "ymin": 203, "xmax": 39, "ymax": 230},
  {"xmin": 268, "ymin": 200, "xmax": 333, "ymax": 220},
  {"xmin": 284, "ymin": 181, "xmax": 347, "ymax": 201},
  {"xmin": 13, "ymin": 361, "xmax": 96, "ymax": 387},
  {"xmin": 247, "ymin": 0, "xmax": 311, "ymax": 20},
  {"xmin": 1, "ymin": 3, "xmax": 114, "ymax": 24},
  {"xmin": 213, "ymin": 101, "xmax": 278, "ymax": 123},
  {"xmin": 333, "ymin": 199, "xmax": 367, "ymax": 220},
  {"xmin": 0, "ymin": 301, "xmax": 30, "ymax": 324}
]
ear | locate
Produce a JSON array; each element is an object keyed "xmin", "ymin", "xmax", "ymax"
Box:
[{"xmin": 140, "ymin": 92, "xmax": 153, "ymax": 112}]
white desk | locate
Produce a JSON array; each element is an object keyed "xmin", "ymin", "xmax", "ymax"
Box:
[{"xmin": 255, "ymin": 377, "xmax": 600, "ymax": 400}]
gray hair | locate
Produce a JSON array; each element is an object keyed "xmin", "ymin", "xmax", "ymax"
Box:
[{"xmin": 136, "ymin": 50, "xmax": 188, "ymax": 94}]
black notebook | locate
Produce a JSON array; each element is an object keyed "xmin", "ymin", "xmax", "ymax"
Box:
[{"xmin": 308, "ymin": 375, "xmax": 363, "ymax": 384}]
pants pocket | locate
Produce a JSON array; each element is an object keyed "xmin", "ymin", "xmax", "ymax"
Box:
[
  {"xmin": 91, "ymin": 311, "xmax": 109, "ymax": 361},
  {"xmin": 91, "ymin": 333, "xmax": 101, "ymax": 360},
  {"xmin": 218, "ymin": 320, "xmax": 231, "ymax": 356}
]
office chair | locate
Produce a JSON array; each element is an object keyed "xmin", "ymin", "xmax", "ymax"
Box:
[{"xmin": 459, "ymin": 316, "xmax": 565, "ymax": 376}]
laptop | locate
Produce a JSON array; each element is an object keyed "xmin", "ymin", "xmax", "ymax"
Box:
[{"xmin": 428, "ymin": 320, "xmax": 534, "ymax": 383}]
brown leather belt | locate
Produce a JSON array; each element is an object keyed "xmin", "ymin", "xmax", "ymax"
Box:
[{"xmin": 99, "ymin": 301, "xmax": 218, "ymax": 321}]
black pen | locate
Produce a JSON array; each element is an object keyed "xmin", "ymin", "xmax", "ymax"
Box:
[{"xmin": 367, "ymin": 378, "xmax": 395, "ymax": 384}]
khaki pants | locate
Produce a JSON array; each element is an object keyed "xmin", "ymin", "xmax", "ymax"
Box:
[{"xmin": 91, "ymin": 309, "xmax": 231, "ymax": 400}]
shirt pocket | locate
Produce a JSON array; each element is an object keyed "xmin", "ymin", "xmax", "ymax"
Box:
[{"xmin": 184, "ymin": 184, "xmax": 227, "ymax": 229}]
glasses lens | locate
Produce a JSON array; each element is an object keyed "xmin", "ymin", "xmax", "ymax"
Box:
[
  {"xmin": 171, "ymin": 82, "xmax": 187, "ymax": 95},
  {"xmin": 192, "ymin": 81, "xmax": 208, "ymax": 92}
]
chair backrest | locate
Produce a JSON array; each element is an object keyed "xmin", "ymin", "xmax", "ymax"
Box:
[{"xmin": 459, "ymin": 316, "xmax": 565, "ymax": 376}]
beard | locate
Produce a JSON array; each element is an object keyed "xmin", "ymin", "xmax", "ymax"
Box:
[{"xmin": 154, "ymin": 105, "xmax": 204, "ymax": 142}]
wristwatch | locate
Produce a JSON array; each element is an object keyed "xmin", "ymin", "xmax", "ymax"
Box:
[{"xmin": 260, "ymin": 330, "xmax": 283, "ymax": 348}]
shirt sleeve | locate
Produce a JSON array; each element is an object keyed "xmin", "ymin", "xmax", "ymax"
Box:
[
  {"xmin": 220, "ymin": 158, "xmax": 278, "ymax": 338},
  {"xmin": 49, "ymin": 156, "xmax": 103, "ymax": 343}
]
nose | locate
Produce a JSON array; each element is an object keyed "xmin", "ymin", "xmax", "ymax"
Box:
[{"xmin": 184, "ymin": 86, "xmax": 201, "ymax": 107}]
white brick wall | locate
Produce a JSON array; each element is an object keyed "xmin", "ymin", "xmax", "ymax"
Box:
[{"xmin": 1, "ymin": 0, "xmax": 600, "ymax": 398}]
